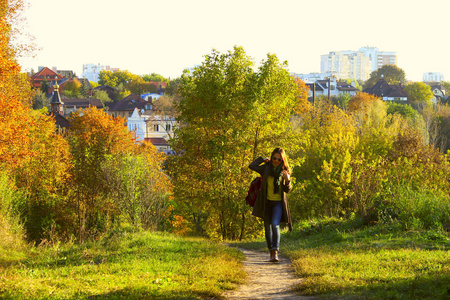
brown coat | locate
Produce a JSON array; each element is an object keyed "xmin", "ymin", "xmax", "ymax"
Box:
[{"xmin": 249, "ymin": 157, "xmax": 293, "ymax": 231}]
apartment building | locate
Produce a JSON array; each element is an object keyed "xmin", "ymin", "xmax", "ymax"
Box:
[
  {"xmin": 320, "ymin": 47, "xmax": 397, "ymax": 81},
  {"xmin": 82, "ymin": 63, "xmax": 119, "ymax": 82}
]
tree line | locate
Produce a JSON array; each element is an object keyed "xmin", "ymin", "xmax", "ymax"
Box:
[
  {"xmin": 168, "ymin": 47, "xmax": 450, "ymax": 240},
  {"xmin": 1, "ymin": 0, "xmax": 449, "ymax": 245}
]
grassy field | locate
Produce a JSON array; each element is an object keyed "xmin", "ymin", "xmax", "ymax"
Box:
[
  {"xmin": 0, "ymin": 230, "xmax": 246, "ymax": 299},
  {"xmin": 236, "ymin": 219, "xmax": 450, "ymax": 300},
  {"xmin": 3, "ymin": 220, "xmax": 449, "ymax": 300}
]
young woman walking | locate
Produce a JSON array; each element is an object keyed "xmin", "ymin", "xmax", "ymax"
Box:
[{"xmin": 249, "ymin": 147, "xmax": 292, "ymax": 262}]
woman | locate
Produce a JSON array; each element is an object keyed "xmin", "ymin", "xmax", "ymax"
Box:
[{"xmin": 249, "ymin": 148, "xmax": 292, "ymax": 262}]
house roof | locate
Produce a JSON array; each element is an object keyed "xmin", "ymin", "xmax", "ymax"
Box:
[
  {"xmin": 146, "ymin": 137, "xmax": 169, "ymax": 146},
  {"xmin": 305, "ymin": 83, "xmax": 324, "ymax": 92},
  {"xmin": 426, "ymin": 83, "xmax": 445, "ymax": 92},
  {"xmin": 30, "ymin": 67, "xmax": 61, "ymax": 81},
  {"xmin": 149, "ymin": 82, "xmax": 168, "ymax": 89},
  {"xmin": 49, "ymin": 113, "xmax": 70, "ymax": 129},
  {"xmin": 29, "ymin": 67, "xmax": 63, "ymax": 88},
  {"xmin": 63, "ymin": 98, "xmax": 103, "ymax": 109},
  {"xmin": 336, "ymin": 82, "xmax": 359, "ymax": 92},
  {"xmin": 363, "ymin": 78, "xmax": 407, "ymax": 98},
  {"xmin": 316, "ymin": 80, "xmax": 330, "ymax": 88},
  {"xmin": 109, "ymin": 93, "xmax": 148, "ymax": 111}
]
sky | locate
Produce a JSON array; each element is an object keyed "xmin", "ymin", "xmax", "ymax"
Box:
[{"xmin": 16, "ymin": 0, "xmax": 450, "ymax": 82}]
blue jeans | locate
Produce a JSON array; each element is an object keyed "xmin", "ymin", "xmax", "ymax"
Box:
[{"xmin": 264, "ymin": 200, "xmax": 282, "ymax": 251}]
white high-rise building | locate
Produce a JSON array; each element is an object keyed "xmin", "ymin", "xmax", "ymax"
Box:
[
  {"xmin": 358, "ymin": 47, "xmax": 397, "ymax": 71},
  {"xmin": 82, "ymin": 63, "xmax": 119, "ymax": 82},
  {"xmin": 423, "ymin": 72, "xmax": 444, "ymax": 82},
  {"xmin": 320, "ymin": 47, "xmax": 397, "ymax": 81}
]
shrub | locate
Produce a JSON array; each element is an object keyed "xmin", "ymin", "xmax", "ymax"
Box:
[
  {"xmin": 374, "ymin": 183, "xmax": 450, "ymax": 230},
  {"xmin": 0, "ymin": 172, "xmax": 26, "ymax": 253}
]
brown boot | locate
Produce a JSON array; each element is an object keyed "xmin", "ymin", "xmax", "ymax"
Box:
[
  {"xmin": 269, "ymin": 250, "xmax": 274, "ymax": 261},
  {"xmin": 273, "ymin": 250, "xmax": 279, "ymax": 262}
]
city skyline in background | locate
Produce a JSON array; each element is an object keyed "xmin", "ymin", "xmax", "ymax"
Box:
[{"xmin": 17, "ymin": 0, "xmax": 450, "ymax": 82}]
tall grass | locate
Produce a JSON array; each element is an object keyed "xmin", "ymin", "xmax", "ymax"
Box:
[
  {"xmin": 0, "ymin": 172, "xmax": 27, "ymax": 261},
  {"xmin": 0, "ymin": 230, "xmax": 246, "ymax": 299},
  {"xmin": 375, "ymin": 183, "xmax": 450, "ymax": 230}
]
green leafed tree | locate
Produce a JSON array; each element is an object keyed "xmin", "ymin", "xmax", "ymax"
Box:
[
  {"xmin": 126, "ymin": 79, "xmax": 157, "ymax": 95},
  {"xmin": 32, "ymin": 89, "xmax": 49, "ymax": 110},
  {"xmin": 98, "ymin": 70, "xmax": 140, "ymax": 87},
  {"xmin": 92, "ymin": 89, "xmax": 111, "ymax": 104},
  {"xmin": 169, "ymin": 46, "xmax": 297, "ymax": 240},
  {"xmin": 165, "ymin": 77, "xmax": 182, "ymax": 95},
  {"xmin": 364, "ymin": 65, "xmax": 406, "ymax": 89},
  {"xmin": 403, "ymin": 82, "xmax": 434, "ymax": 107},
  {"xmin": 142, "ymin": 73, "xmax": 169, "ymax": 83}
]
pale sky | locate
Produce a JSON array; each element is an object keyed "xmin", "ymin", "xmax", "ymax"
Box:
[{"xmin": 17, "ymin": 0, "xmax": 450, "ymax": 82}]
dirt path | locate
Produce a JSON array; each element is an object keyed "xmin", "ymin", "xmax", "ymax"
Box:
[{"xmin": 223, "ymin": 248, "xmax": 315, "ymax": 300}]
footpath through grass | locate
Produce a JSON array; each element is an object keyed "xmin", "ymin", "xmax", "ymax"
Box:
[
  {"xmin": 236, "ymin": 219, "xmax": 450, "ymax": 300},
  {"xmin": 0, "ymin": 230, "xmax": 246, "ymax": 299}
]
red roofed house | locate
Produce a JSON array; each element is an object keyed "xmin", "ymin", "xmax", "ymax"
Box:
[{"xmin": 29, "ymin": 67, "xmax": 62, "ymax": 89}]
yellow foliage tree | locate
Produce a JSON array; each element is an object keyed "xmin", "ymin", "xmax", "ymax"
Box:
[
  {"xmin": 293, "ymin": 78, "xmax": 311, "ymax": 114},
  {"xmin": 0, "ymin": 0, "xmax": 32, "ymax": 106},
  {"xmin": 348, "ymin": 92, "xmax": 380, "ymax": 112}
]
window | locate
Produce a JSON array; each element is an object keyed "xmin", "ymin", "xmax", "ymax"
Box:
[
  {"xmin": 154, "ymin": 124, "xmax": 159, "ymax": 131},
  {"xmin": 166, "ymin": 124, "xmax": 171, "ymax": 131}
]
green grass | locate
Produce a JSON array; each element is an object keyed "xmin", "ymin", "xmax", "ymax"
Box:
[
  {"xmin": 3, "ymin": 220, "xmax": 449, "ymax": 299},
  {"xmin": 233, "ymin": 219, "xmax": 450, "ymax": 299},
  {"xmin": 283, "ymin": 219, "xmax": 450, "ymax": 299},
  {"xmin": 0, "ymin": 230, "xmax": 246, "ymax": 299}
]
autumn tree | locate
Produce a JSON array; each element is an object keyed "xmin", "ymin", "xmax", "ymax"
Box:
[
  {"xmin": 61, "ymin": 79, "xmax": 82, "ymax": 98},
  {"xmin": 348, "ymin": 92, "xmax": 381, "ymax": 112},
  {"xmin": 13, "ymin": 110, "xmax": 72, "ymax": 241},
  {"xmin": 0, "ymin": 71, "xmax": 71, "ymax": 242},
  {"xmin": 417, "ymin": 103, "xmax": 450, "ymax": 152},
  {"xmin": 126, "ymin": 79, "xmax": 157, "ymax": 95},
  {"xmin": 0, "ymin": 0, "xmax": 33, "ymax": 105},
  {"xmin": 98, "ymin": 70, "xmax": 140, "ymax": 87},
  {"xmin": 0, "ymin": 0, "xmax": 35, "ymax": 168},
  {"xmin": 293, "ymin": 78, "xmax": 311, "ymax": 114},
  {"xmin": 0, "ymin": 0, "xmax": 33, "ymax": 243},
  {"xmin": 169, "ymin": 47, "xmax": 297, "ymax": 240},
  {"xmin": 348, "ymin": 93, "xmax": 398, "ymax": 159},
  {"xmin": 290, "ymin": 101, "xmax": 358, "ymax": 218},
  {"xmin": 403, "ymin": 81, "xmax": 434, "ymax": 107},
  {"xmin": 334, "ymin": 93, "xmax": 352, "ymax": 110},
  {"xmin": 67, "ymin": 107, "xmax": 135, "ymax": 240},
  {"xmin": 363, "ymin": 65, "xmax": 406, "ymax": 89},
  {"xmin": 102, "ymin": 142, "xmax": 172, "ymax": 230}
]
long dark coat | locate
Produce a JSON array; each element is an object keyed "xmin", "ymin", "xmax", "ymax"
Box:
[{"xmin": 249, "ymin": 156, "xmax": 293, "ymax": 232}]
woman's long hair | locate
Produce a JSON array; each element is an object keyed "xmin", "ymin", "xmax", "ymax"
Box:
[{"xmin": 270, "ymin": 148, "xmax": 291, "ymax": 174}]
